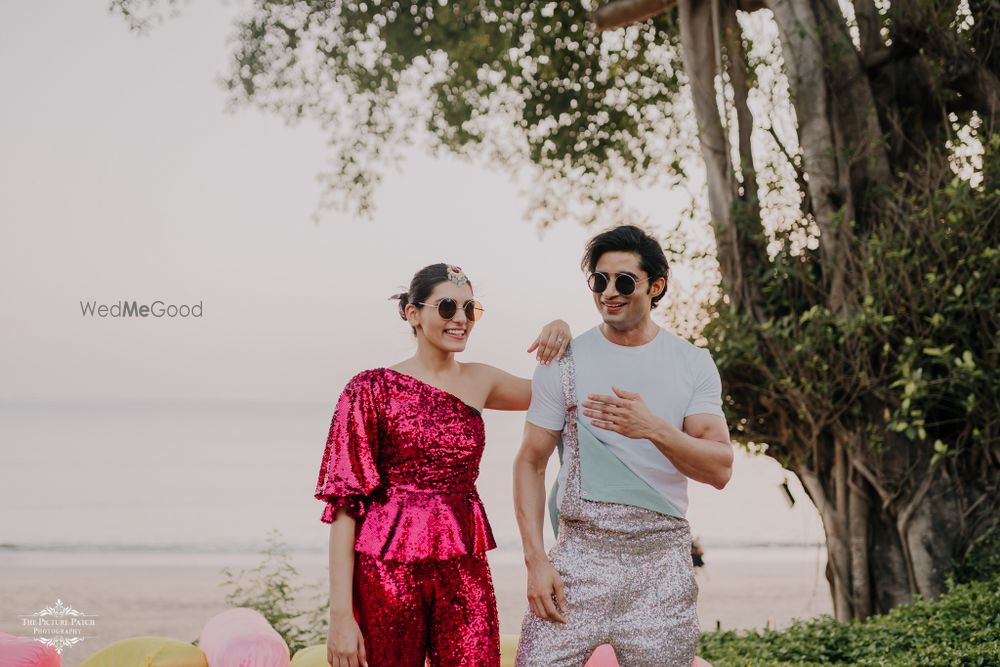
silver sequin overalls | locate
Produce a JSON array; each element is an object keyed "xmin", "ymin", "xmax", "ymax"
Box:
[{"xmin": 516, "ymin": 346, "xmax": 701, "ymax": 667}]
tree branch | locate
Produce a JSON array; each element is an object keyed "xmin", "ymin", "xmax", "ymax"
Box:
[
  {"xmin": 851, "ymin": 454, "xmax": 894, "ymax": 510},
  {"xmin": 593, "ymin": 0, "xmax": 678, "ymax": 31},
  {"xmin": 765, "ymin": 124, "xmax": 813, "ymax": 219},
  {"xmin": 851, "ymin": 0, "xmax": 889, "ymax": 67},
  {"xmin": 800, "ymin": 466, "xmax": 853, "ymax": 620},
  {"xmin": 896, "ymin": 460, "xmax": 940, "ymax": 596}
]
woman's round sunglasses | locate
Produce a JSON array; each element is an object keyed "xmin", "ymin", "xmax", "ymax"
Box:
[
  {"xmin": 587, "ymin": 271, "xmax": 650, "ymax": 296},
  {"xmin": 417, "ymin": 298, "xmax": 485, "ymax": 321}
]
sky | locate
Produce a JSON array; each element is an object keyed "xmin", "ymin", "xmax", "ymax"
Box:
[
  {"xmin": 0, "ymin": 0, "xmax": 697, "ymax": 404},
  {"xmin": 0, "ymin": 0, "xmax": 826, "ymax": 550}
]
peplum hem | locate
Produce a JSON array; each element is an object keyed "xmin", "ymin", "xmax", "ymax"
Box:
[{"xmin": 354, "ymin": 488, "xmax": 497, "ymax": 562}]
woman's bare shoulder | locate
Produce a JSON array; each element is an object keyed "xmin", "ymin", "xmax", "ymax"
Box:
[
  {"xmin": 459, "ymin": 361, "xmax": 505, "ymax": 381},
  {"xmin": 460, "ymin": 362, "xmax": 525, "ymax": 386}
]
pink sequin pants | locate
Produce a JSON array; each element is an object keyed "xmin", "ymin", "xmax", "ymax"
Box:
[{"xmin": 354, "ymin": 552, "xmax": 500, "ymax": 667}]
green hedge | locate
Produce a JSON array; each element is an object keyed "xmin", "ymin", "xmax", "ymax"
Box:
[{"xmin": 697, "ymin": 575, "xmax": 1000, "ymax": 666}]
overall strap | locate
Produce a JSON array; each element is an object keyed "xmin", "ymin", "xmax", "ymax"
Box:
[
  {"xmin": 547, "ymin": 345, "xmax": 578, "ymax": 537},
  {"xmin": 558, "ymin": 344, "xmax": 577, "ymax": 415}
]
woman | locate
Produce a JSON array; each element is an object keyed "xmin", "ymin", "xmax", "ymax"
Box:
[{"xmin": 315, "ymin": 263, "xmax": 570, "ymax": 667}]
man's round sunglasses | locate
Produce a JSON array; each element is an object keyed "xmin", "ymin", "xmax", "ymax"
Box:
[
  {"xmin": 587, "ymin": 271, "xmax": 651, "ymax": 296},
  {"xmin": 417, "ymin": 298, "xmax": 485, "ymax": 321}
]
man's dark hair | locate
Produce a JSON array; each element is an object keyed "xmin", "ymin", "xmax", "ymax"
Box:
[{"xmin": 581, "ymin": 225, "xmax": 669, "ymax": 309}]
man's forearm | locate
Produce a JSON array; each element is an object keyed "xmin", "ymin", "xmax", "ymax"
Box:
[
  {"xmin": 513, "ymin": 454, "xmax": 549, "ymax": 564},
  {"xmin": 648, "ymin": 418, "xmax": 733, "ymax": 489}
]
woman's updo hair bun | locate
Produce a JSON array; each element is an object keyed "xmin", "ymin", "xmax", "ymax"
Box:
[
  {"xmin": 388, "ymin": 292, "xmax": 410, "ymax": 320},
  {"xmin": 393, "ymin": 263, "xmax": 473, "ymax": 336}
]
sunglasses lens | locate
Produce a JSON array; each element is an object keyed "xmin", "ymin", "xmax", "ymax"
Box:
[
  {"xmin": 588, "ymin": 273, "xmax": 609, "ymax": 293},
  {"xmin": 616, "ymin": 274, "xmax": 638, "ymax": 295},
  {"xmin": 464, "ymin": 300, "xmax": 485, "ymax": 321},
  {"xmin": 436, "ymin": 298, "xmax": 458, "ymax": 319}
]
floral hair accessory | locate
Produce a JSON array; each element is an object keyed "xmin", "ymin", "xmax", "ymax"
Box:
[{"xmin": 446, "ymin": 265, "xmax": 469, "ymax": 286}]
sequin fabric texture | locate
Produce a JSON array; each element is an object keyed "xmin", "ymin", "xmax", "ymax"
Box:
[
  {"xmin": 516, "ymin": 348, "xmax": 701, "ymax": 667},
  {"xmin": 315, "ymin": 368, "xmax": 500, "ymax": 667},
  {"xmin": 355, "ymin": 552, "xmax": 498, "ymax": 666}
]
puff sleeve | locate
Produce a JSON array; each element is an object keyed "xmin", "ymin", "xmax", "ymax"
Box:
[{"xmin": 314, "ymin": 371, "xmax": 383, "ymax": 523}]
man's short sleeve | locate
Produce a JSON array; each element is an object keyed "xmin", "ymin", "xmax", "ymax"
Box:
[
  {"xmin": 525, "ymin": 360, "xmax": 567, "ymax": 431},
  {"xmin": 684, "ymin": 347, "xmax": 726, "ymax": 418}
]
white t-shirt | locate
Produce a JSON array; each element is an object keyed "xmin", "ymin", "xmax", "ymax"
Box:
[{"xmin": 526, "ymin": 325, "xmax": 725, "ymax": 517}]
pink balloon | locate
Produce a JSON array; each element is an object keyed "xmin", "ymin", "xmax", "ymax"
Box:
[
  {"xmin": 0, "ymin": 632, "xmax": 61, "ymax": 667},
  {"xmin": 694, "ymin": 657, "xmax": 714, "ymax": 667},
  {"xmin": 584, "ymin": 644, "xmax": 619, "ymax": 667},
  {"xmin": 198, "ymin": 608, "xmax": 289, "ymax": 667}
]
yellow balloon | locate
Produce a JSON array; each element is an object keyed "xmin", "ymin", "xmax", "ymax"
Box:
[
  {"xmin": 79, "ymin": 636, "xmax": 207, "ymax": 667},
  {"xmin": 290, "ymin": 644, "xmax": 330, "ymax": 667},
  {"xmin": 289, "ymin": 635, "xmax": 537, "ymax": 667},
  {"xmin": 500, "ymin": 634, "xmax": 520, "ymax": 667}
]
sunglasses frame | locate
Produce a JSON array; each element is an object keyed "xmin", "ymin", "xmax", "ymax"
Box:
[
  {"xmin": 416, "ymin": 298, "xmax": 485, "ymax": 321},
  {"xmin": 587, "ymin": 271, "xmax": 651, "ymax": 296}
]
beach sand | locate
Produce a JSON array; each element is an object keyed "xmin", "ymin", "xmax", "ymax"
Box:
[{"xmin": 1, "ymin": 551, "xmax": 831, "ymax": 666}]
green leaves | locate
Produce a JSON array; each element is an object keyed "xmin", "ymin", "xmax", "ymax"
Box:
[
  {"xmin": 133, "ymin": 0, "xmax": 690, "ymax": 222},
  {"xmin": 955, "ymin": 350, "xmax": 976, "ymax": 372},
  {"xmin": 708, "ymin": 137, "xmax": 999, "ymax": 476},
  {"xmin": 697, "ymin": 576, "xmax": 1000, "ymax": 666},
  {"xmin": 219, "ymin": 531, "xmax": 328, "ymax": 656},
  {"xmin": 931, "ymin": 439, "xmax": 949, "ymax": 464}
]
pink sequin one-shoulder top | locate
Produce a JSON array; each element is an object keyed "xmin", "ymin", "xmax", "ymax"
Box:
[{"xmin": 314, "ymin": 368, "xmax": 496, "ymax": 562}]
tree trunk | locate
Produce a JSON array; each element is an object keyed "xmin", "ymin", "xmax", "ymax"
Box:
[
  {"xmin": 847, "ymin": 463, "xmax": 872, "ymax": 618},
  {"xmin": 678, "ymin": 0, "xmax": 743, "ymax": 311},
  {"xmin": 677, "ymin": 0, "xmax": 766, "ymax": 316},
  {"xmin": 793, "ymin": 424, "xmax": 985, "ymax": 618},
  {"xmin": 720, "ymin": 0, "xmax": 768, "ymax": 320},
  {"xmin": 799, "ymin": 458, "xmax": 852, "ymax": 621},
  {"xmin": 764, "ymin": 0, "xmax": 855, "ymax": 314},
  {"xmin": 594, "ymin": 0, "xmax": 998, "ymax": 622}
]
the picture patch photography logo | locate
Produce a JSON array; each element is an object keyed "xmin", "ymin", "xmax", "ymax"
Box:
[
  {"xmin": 80, "ymin": 299, "xmax": 203, "ymax": 318},
  {"xmin": 17, "ymin": 599, "xmax": 99, "ymax": 653}
]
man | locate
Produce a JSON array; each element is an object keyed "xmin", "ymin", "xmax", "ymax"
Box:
[{"xmin": 513, "ymin": 225, "xmax": 733, "ymax": 666}]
